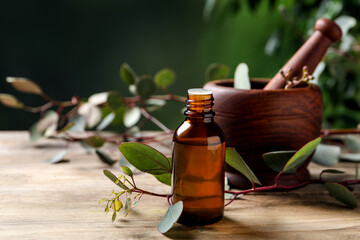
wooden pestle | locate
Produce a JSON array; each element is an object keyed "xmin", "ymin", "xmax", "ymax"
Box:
[{"xmin": 264, "ymin": 18, "xmax": 342, "ymax": 90}]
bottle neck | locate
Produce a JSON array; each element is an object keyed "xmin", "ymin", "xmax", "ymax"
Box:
[{"xmin": 184, "ymin": 93, "xmax": 215, "ymax": 121}]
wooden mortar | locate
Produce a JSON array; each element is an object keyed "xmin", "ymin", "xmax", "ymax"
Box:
[{"xmin": 204, "ymin": 79, "xmax": 323, "ymax": 188}]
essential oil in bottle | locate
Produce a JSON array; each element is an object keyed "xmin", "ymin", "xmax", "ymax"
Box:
[{"xmin": 171, "ymin": 88, "xmax": 226, "ymax": 225}]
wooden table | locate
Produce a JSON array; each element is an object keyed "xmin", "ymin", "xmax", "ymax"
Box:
[{"xmin": 0, "ymin": 131, "xmax": 359, "ymax": 239}]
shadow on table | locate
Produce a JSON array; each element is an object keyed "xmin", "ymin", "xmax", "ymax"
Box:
[{"xmin": 163, "ymin": 216, "xmax": 271, "ymax": 239}]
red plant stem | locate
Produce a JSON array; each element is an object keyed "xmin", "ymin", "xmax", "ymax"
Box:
[
  {"xmin": 225, "ymin": 179, "xmax": 360, "ymax": 207},
  {"xmin": 132, "ymin": 188, "xmax": 170, "ymax": 198},
  {"xmin": 321, "ymin": 128, "xmax": 360, "ymax": 137}
]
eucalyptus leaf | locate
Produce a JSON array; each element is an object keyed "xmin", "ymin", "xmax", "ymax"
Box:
[
  {"xmin": 225, "ymin": 148, "xmax": 261, "ymax": 185},
  {"xmin": 119, "ymin": 142, "xmax": 171, "ymax": 175},
  {"xmin": 154, "ymin": 69, "xmax": 175, "ymax": 89},
  {"xmin": 225, "ymin": 193, "xmax": 243, "ymax": 200},
  {"xmin": 88, "ymin": 92, "xmax": 109, "ymax": 105},
  {"xmin": 29, "ymin": 110, "xmax": 59, "ymax": 142},
  {"xmin": 120, "ymin": 63, "xmax": 137, "ymax": 85},
  {"xmin": 107, "ymin": 92, "xmax": 123, "ymax": 110},
  {"xmin": 282, "ymin": 137, "xmax": 321, "ymax": 173},
  {"xmin": 344, "ymin": 135, "xmax": 360, "ymax": 152},
  {"xmin": 96, "ymin": 150, "xmax": 117, "ymax": 166},
  {"xmin": 124, "ymin": 197, "xmax": 132, "ymax": 217},
  {"xmin": 119, "ymin": 154, "xmax": 136, "ymax": 172},
  {"xmin": 115, "ymin": 199, "xmax": 123, "ymax": 212},
  {"xmin": 312, "ymin": 143, "xmax": 340, "ymax": 166},
  {"xmin": 154, "ymin": 173, "xmax": 171, "ymax": 186},
  {"xmin": 96, "ymin": 112, "xmax": 115, "ymax": 131},
  {"xmin": 325, "ymin": 182, "xmax": 358, "ymax": 208},
  {"xmin": 68, "ymin": 115, "xmax": 86, "ymax": 132},
  {"xmin": 6, "ymin": 77, "xmax": 43, "ymax": 95},
  {"xmin": 0, "ymin": 93, "xmax": 23, "ymax": 109},
  {"xmin": 340, "ymin": 153, "xmax": 360, "ymax": 162},
  {"xmin": 80, "ymin": 141, "xmax": 96, "ymax": 154},
  {"xmin": 205, "ymin": 63, "xmax": 230, "ymax": 82},
  {"xmin": 122, "ymin": 166, "xmax": 133, "ymax": 177},
  {"xmin": 123, "ymin": 106, "xmax": 141, "ymax": 128},
  {"xmin": 157, "ymin": 201, "xmax": 183, "ymax": 234},
  {"xmin": 103, "ymin": 169, "xmax": 129, "ymax": 190},
  {"xmin": 262, "ymin": 151, "xmax": 296, "ymax": 173},
  {"xmin": 234, "ymin": 63, "xmax": 250, "ymax": 90},
  {"xmin": 321, "ymin": 169, "xmax": 345, "ymax": 174},
  {"xmin": 47, "ymin": 150, "xmax": 68, "ymax": 164},
  {"xmin": 136, "ymin": 75, "xmax": 156, "ymax": 99},
  {"xmin": 85, "ymin": 136, "xmax": 105, "ymax": 148},
  {"xmin": 146, "ymin": 99, "xmax": 166, "ymax": 112},
  {"xmin": 112, "ymin": 106, "xmax": 126, "ymax": 125},
  {"xmin": 112, "ymin": 211, "xmax": 117, "ymax": 223},
  {"xmin": 78, "ymin": 103, "xmax": 102, "ymax": 128}
]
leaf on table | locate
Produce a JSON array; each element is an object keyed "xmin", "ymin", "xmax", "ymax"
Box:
[
  {"xmin": 262, "ymin": 150, "xmax": 296, "ymax": 173},
  {"xmin": 123, "ymin": 106, "xmax": 141, "ymax": 128},
  {"xmin": 88, "ymin": 92, "xmax": 109, "ymax": 106},
  {"xmin": 47, "ymin": 150, "xmax": 69, "ymax": 164},
  {"xmin": 0, "ymin": 93, "xmax": 24, "ymax": 109},
  {"xmin": 96, "ymin": 112, "xmax": 115, "ymax": 131},
  {"xmin": 225, "ymin": 148, "xmax": 261, "ymax": 185},
  {"xmin": 157, "ymin": 201, "xmax": 183, "ymax": 234},
  {"xmin": 6, "ymin": 77, "xmax": 43, "ymax": 95},
  {"xmin": 321, "ymin": 169, "xmax": 345, "ymax": 175},
  {"xmin": 282, "ymin": 137, "xmax": 321, "ymax": 173},
  {"xmin": 120, "ymin": 63, "xmax": 137, "ymax": 85},
  {"xmin": 119, "ymin": 142, "xmax": 172, "ymax": 175},
  {"xmin": 136, "ymin": 75, "xmax": 156, "ymax": 100},
  {"xmin": 205, "ymin": 63, "xmax": 230, "ymax": 82},
  {"xmin": 225, "ymin": 193, "xmax": 243, "ymax": 200},
  {"xmin": 154, "ymin": 68, "xmax": 176, "ymax": 90},
  {"xmin": 85, "ymin": 136, "xmax": 106, "ymax": 148},
  {"xmin": 325, "ymin": 182, "xmax": 358, "ymax": 208},
  {"xmin": 312, "ymin": 143, "xmax": 341, "ymax": 166},
  {"xmin": 234, "ymin": 63, "xmax": 250, "ymax": 90},
  {"xmin": 153, "ymin": 173, "xmax": 172, "ymax": 186},
  {"xmin": 103, "ymin": 169, "xmax": 129, "ymax": 190},
  {"xmin": 340, "ymin": 153, "xmax": 360, "ymax": 162},
  {"xmin": 96, "ymin": 150, "xmax": 117, "ymax": 166},
  {"xmin": 344, "ymin": 135, "xmax": 360, "ymax": 153}
]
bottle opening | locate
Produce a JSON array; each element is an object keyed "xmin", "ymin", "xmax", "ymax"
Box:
[{"xmin": 188, "ymin": 88, "xmax": 212, "ymax": 95}]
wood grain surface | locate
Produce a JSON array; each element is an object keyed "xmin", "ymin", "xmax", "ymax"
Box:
[{"xmin": 0, "ymin": 131, "xmax": 359, "ymax": 239}]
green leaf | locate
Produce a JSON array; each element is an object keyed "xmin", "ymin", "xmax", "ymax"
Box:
[
  {"xmin": 205, "ymin": 63, "xmax": 230, "ymax": 82},
  {"xmin": 57, "ymin": 122, "xmax": 75, "ymax": 134},
  {"xmin": 29, "ymin": 110, "xmax": 59, "ymax": 142},
  {"xmin": 321, "ymin": 169, "xmax": 345, "ymax": 174},
  {"xmin": 282, "ymin": 137, "xmax": 321, "ymax": 173},
  {"xmin": 120, "ymin": 63, "xmax": 137, "ymax": 85},
  {"xmin": 146, "ymin": 99, "xmax": 166, "ymax": 112},
  {"xmin": 136, "ymin": 75, "xmax": 156, "ymax": 99},
  {"xmin": 123, "ymin": 106, "xmax": 141, "ymax": 128},
  {"xmin": 103, "ymin": 169, "xmax": 129, "ymax": 190},
  {"xmin": 262, "ymin": 151, "xmax": 296, "ymax": 173},
  {"xmin": 115, "ymin": 199, "xmax": 123, "ymax": 212},
  {"xmin": 325, "ymin": 182, "xmax": 358, "ymax": 208},
  {"xmin": 112, "ymin": 211, "xmax": 117, "ymax": 223},
  {"xmin": 107, "ymin": 91, "xmax": 123, "ymax": 110},
  {"xmin": 124, "ymin": 197, "xmax": 132, "ymax": 217},
  {"xmin": 157, "ymin": 201, "xmax": 183, "ymax": 234},
  {"xmin": 154, "ymin": 69, "xmax": 176, "ymax": 89},
  {"xmin": 122, "ymin": 166, "xmax": 133, "ymax": 177},
  {"xmin": 96, "ymin": 150, "xmax": 117, "ymax": 166},
  {"xmin": 84, "ymin": 136, "xmax": 105, "ymax": 148},
  {"xmin": 6, "ymin": 77, "xmax": 43, "ymax": 95},
  {"xmin": 225, "ymin": 148, "xmax": 261, "ymax": 185},
  {"xmin": 154, "ymin": 173, "xmax": 171, "ymax": 186},
  {"xmin": 340, "ymin": 153, "xmax": 360, "ymax": 162},
  {"xmin": 119, "ymin": 154, "xmax": 136, "ymax": 172},
  {"xmin": 119, "ymin": 142, "xmax": 172, "ymax": 175},
  {"xmin": 0, "ymin": 93, "xmax": 24, "ymax": 109},
  {"xmin": 46, "ymin": 150, "xmax": 69, "ymax": 164},
  {"xmin": 68, "ymin": 115, "xmax": 86, "ymax": 132}
]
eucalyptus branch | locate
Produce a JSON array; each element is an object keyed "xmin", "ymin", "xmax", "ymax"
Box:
[
  {"xmin": 321, "ymin": 128, "xmax": 360, "ymax": 137},
  {"xmin": 140, "ymin": 108, "xmax": 171, "ymax": 134}
]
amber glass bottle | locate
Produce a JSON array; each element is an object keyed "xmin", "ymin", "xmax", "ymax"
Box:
[{"xmin": 171, "ymin": 88, "xmax": 226, "ymax": 225}]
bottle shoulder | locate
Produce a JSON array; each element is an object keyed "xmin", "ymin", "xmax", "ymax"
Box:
[{"xmin": 173, "ymin": 120, "xmax": 225, "ymax": 145}]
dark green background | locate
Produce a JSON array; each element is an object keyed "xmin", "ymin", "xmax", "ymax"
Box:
[{"xmin": 0, "ymin": 0, "xmax": 300, "ymax": 130}]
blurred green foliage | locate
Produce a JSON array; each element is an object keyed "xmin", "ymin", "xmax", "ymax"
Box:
[{"xmin": 1, "ymin": 0, "xmax": 359, "ymax": 130}]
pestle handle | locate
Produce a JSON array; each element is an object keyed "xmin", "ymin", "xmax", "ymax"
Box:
[{"xmin": 263, "ymin": 18, "xmax": 342, "ymax": 90}]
